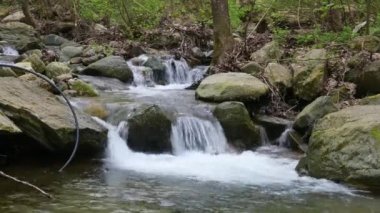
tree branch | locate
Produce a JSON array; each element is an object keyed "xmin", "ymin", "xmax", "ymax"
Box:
[{"xmin": 0, "ymin": 171, "xmax": 53, "ymax": 199}]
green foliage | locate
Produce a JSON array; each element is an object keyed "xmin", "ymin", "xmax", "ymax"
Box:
[
  {"xmin": 296, "ymin": 27, "xmax": 355, "ymax": 47},
  {"xmin": 273, "ymin": 29, "xmax": 291, "ymax": 43},
  {"xmin": 79, "ymin": 0, "xmax": 116, "ymax": 21}
]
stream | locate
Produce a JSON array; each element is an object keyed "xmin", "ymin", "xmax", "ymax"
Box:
[{"xmin": 1, "ymin": 49, "xmax": 380, "ymax": 212}]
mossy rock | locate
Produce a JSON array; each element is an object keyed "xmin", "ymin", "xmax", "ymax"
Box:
[
  {"xmin": 214, "ymin": 102, "xmax": 261, "ymax": 150},
  {"xmin": 23, "ymin": 53, "xmax": 46, "ymax": 73},
  {"xmin": 351, "ymin": 35, "xmax": 380, "ymax": 53},
  {"xmin": 45, "ymin": 62, "xmax": 71, "ymax": 79},
  {"xmin": 264, "ymin": 62, "xmax": 292, "ymax": 88},
  {"xmin": 0, "ymin": 22, "xmax": 42, "ymax": 52},
  {"xmin": 293, "ymin": 96, "xmax": 338, "ymax": 133},
  {"xmin": 239, "ymin": 61, "xmax": 264, "ymax": 76},
  {"xmin": 143, "ymin": 56, "xmax": 166, "ymax": 84},
  {"xmin": 70, "ymin": 80, "xmax": 98, "ymax": 97},
  {"xmin": 292, "ymin": 49, "xmax": 327, "ymax": 101},
  {"xmin": 196, "ymin": 72, "xmax": 269, "ymax": 102},
  {"xmin": 83, "ymin": 103, "xmax": 109, "ymax": 119},
  {"xmin": 359, "ymin": 94, "xmax": 380, "ymax": 105},
  {"xmin": 298, "ymin": 105, "xmax": 380, "ymax": 190},
  {"xmin": 250, "ymin": 41, "xmax": 284, "ymax": 65}
]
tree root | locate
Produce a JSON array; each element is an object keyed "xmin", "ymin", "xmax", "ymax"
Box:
[{"xmin": 0, "ymin": 171, "xmax": 53, "ymax": 199}]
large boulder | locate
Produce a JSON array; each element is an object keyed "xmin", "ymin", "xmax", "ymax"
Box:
[
  {"xmin": 264, "ymin": 63, "xmax": 292, "ymax": 88},
  {"xmin": 250, "ymin": 41, "xmax": 284, "ymax": 65},
  {"xmin": 214, "ymin": 102, "xmax": 261, "ymax": 150},
  {"xmin": 0, "ymin": 77, "xmax": 107, "ymax": 154},
  {"xmin": 196, "ymin": 72, "xmax": 269, "ymax": 102},
  {"xmin": 82, "ymin": 56, "xmax": 133, "ymax": 83},
  {"xmin": 297, "ymin": 105, "xmax": 380, "ymax": 190},
  {"xmin": 292, "ymin": 49, "xmax": 327, "ymax": 101},
  {"xmin": 293, "ymin": 96, "xmax": 338, "ymax": 133},
  {"xmin": 126, "ymin": 105, "xmax": 172, "ymax": 154},
  {"xmin": 346, "ymin": 60, "xmax": 380, "ymax": 95},
  {"xmin": 45, "ymin": 62, "xmax": 71, "ymax": 79},
  {"xmin": 0, "ymin": 22, "xmax": 42, "ymax": 52}
]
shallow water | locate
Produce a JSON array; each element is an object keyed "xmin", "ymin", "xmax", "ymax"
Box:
[{"xmin": 3, "ymin": 62, "xmax": 380, "ymax": 212}]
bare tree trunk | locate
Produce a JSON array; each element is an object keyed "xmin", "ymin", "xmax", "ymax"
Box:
[
  {"xmin": 19, "ymin": 0, "xmax": 38, "ymax": 28},
  {"xmin": 211, "ymin": 0, "xmax": 233, "ymax": 65}
]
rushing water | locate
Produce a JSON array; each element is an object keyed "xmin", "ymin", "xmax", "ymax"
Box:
[{"xmin": 3, "ymin": 55, "xmax": 380, "ymax": 212}]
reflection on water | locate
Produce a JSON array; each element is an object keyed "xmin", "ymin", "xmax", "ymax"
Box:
[{"xmin": 0, "ymin": 159, "xmax": 378, "ymax": 213}]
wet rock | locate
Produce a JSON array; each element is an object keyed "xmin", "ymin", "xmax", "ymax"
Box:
[
  {"xmin": 18, "ymin": 73, "xmax": 53, "ymax": 92},
  {"xmin": 125, "ymin": 104, "xmax": 172, "ymax": 154},
  {"xmin": 68, "ymin": 79, "xmax": 98, "ymax": 97},
  {"xmin": 250, "ymin": 41, "xmax": 284, "ymax": 65},
  {"xmin": 83, "ymin": 103, "xmax": 109, "ymax": 119},
  {"xmin": 298, "ymin": 105, "xmax": 380, "ymax": 190},
  {"xmin": 82, "ymin": 56, "xmax": 133, "ymax": 83},
  {"xmin": 0, "ymin": 77, "xmax": 107, "ymax": 154},
  {"xmin": 0, "ymin": 22, "xmax": 42, "ymax": 52},
  {"xmin": 45, "ymin": 62, "xmax": 71, "ymax": 78},
  {"xmin": 214, "ymin": 102, "xmax": 261, "ymax": 150},
  {"xmin": 143, "ymin": 56, "xmax": 166, "ymax": 84},
  {"xmin": 81, "ymin": 55, "xmax": 101, "ymax": 66},
  {"xmin": 254, "ymin": 115, "xmax": 292, "ymax": 141},
  {"xmin": 293, "ymin": 96, "xmax": 338, "ymax": 133},
  {"xmin": 292, "ymin": 49, "xmax": 327, "ymax": 101},
  {"xmin": 196, "ymin": 72, "xmax": 269, "ymax": 102},
  {"xmin": 264, "ymin": 63, "xmax": 292, "ymax": 88}
]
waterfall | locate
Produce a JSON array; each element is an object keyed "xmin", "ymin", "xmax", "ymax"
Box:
[
  {"xmin": 164, "ymin": 58, "xmax": 191, "ymax": 84},
  {"xmin": 1, "ymin": 46, "xmax": 19, "ymax": 56},
  {"xmin": 259, "ymin": 126, "xmax": 270, "ymax": 145},
  {"xmin": 277, "ymin": 127, "xmax": 293, "ymax": 147},
  {"xmin": 127, "ymin": 55, "xmax": 155, "ymax": 87},
  {"xmin": 171, "ymin": 116, "xmax": 228, "ymax": 155}
]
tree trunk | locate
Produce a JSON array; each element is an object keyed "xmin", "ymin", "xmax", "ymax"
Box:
[
  {"xmin": 211, "ymin": 0, "xmax": 233, "ymax": 65},
  {"xmin": 19, "ymin": 0, "xmax": 37, "ymax": 28}
]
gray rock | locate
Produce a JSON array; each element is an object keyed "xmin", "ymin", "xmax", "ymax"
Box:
[
  {"xmin": 0, "ymin": 77, "xmax": 107, "ymax": 153},
  {"xmin": 214, "ymin": 102, "xmax": 261, "ymax": 150},
  {"xmin": 82, "ymin": 56, "xmax": 133, "ymax": 83}
]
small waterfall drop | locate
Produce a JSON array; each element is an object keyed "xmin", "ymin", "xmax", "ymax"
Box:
[
  {"xmin": 277, "ymin": 126, "xmax": 293, "ymax": 147},
  {"xmin": 171, "ymin": 116, "xmax": 228, "ymax": 155},
  {"xmin": 164, "ymin": 58, "xmax": 191, "ymax": 84},
  {"xmin": 127, "ymin": 55, "xmax": 155, "ymax": 87},
  {"xmin": 1, "ymin": 46, "xmax": 19, "ymax": 56},
  {"xmin": 259, "ymin": 126, "xmax": 270, "ymax": 145}
]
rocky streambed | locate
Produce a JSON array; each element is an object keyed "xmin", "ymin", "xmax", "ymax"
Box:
[{"xmin": 1, "ymin": 19, "xmax": 380, "ymax": 211}]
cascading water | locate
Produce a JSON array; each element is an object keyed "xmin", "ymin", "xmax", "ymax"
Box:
[
  {"xmin": 128, "ymin": 55, "xmax": 207, "ymax": 87},
  {"xmin": 163, "ymin": 58, "xmax": 191, "ymax": 84},
  {"xmin": 277, "ymin": 126, "xmax": 293, "ymax": 147},
  {"xmin": 1, "ymin": 46, "xmax": 19, "ymax": 56},
  {"xmin": 171, "ymin": 116, "xmax": 228, "ymax": 155}
]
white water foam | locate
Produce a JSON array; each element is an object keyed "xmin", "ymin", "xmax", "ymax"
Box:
[
  {"xmin": 1, "ymin": 46, "xmax": 19, "ymax": 56},
  {"xmin": 94, "ymin": 118, "xmax": 356, "ymax": 195}
]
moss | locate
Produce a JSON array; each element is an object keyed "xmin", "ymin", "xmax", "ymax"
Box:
[
  {"xmin": 371, "ymin": 128, "xmax": 380, "ymax": 143},
  {"xmin": 84, "ymin": 104, "xmax": 108, "ymax": 119},
  {"xmin": 71, "ymin": 80, "xmax": 98, "ymax": 97}
]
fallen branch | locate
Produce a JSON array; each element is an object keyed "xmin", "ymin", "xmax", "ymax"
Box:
[{"xmin": 0, "ymin": 171, "xmax": 53, "ymax": 199}]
